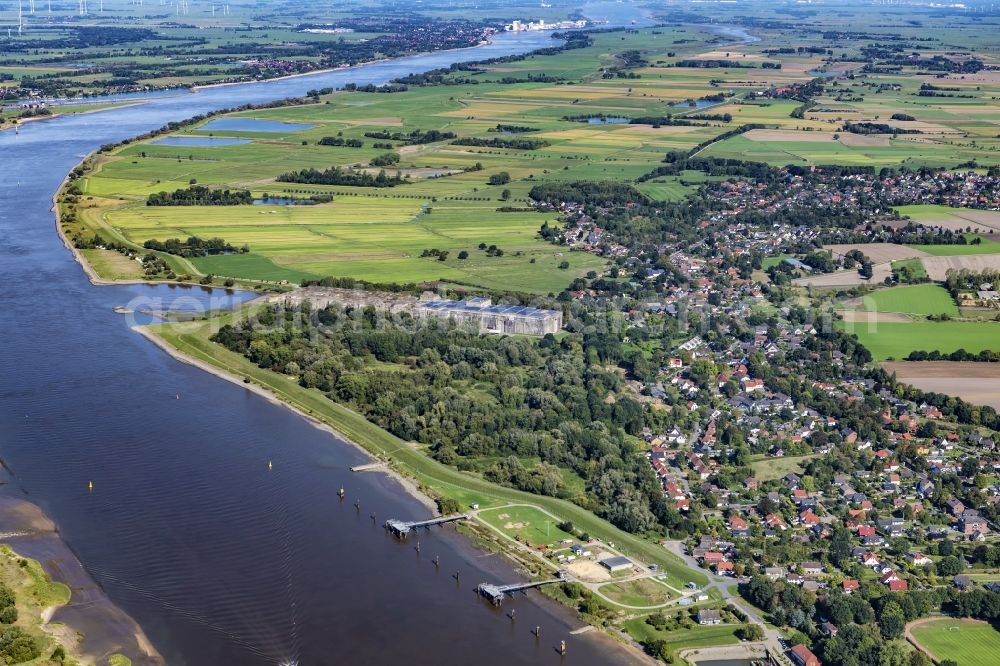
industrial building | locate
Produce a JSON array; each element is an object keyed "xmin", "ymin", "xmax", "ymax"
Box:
[
  {"xmin": 417, "ymin": 298, "xmax": 562, "ymax": 336},
  {"xmin": 599, "ymin": 556, "xmax": 633, "ymax": 573}
]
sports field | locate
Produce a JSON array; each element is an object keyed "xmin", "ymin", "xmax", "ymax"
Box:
[
  {"xmin": 477, "ymin": 504, "xmax": 575, "ymax": 548},
  {"xmin": 910, "ymin": 618, "xmax": 1000, "ymax": 666}
]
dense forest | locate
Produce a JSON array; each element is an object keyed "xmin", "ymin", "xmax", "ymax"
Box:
[{"xmin": 211, "ymin": 304, "xmax": 687, "ymax": 536}]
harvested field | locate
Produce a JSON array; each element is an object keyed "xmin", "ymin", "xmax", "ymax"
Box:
[
  {"xmin": 923, "ymin": 254, "xmax": 1000, "ymax": 281},
  {"xmin": 839, "ymin": 133, "xmax": 891, "ymax": 147},
  {"xmin": 341, "ymin": 116, "xmax": 403, "ymax": 126},
  {"xmin": 933, "ymin": 71, "xmax": 1000, "ymax": 85},
  {"xmin": 883, "ymin": 119, "xmax": 962, "ymax": 134},
  {"xmin": 794, "ymin": 263, "xmax": 892, "ymax": 287},
  {"xmin": 745, "ymin": 129, "xmax": 836, "ymax": 142},
  {"xmin": 839, "ymin": 310, "xmax": 914, "ymax": 324},
  {"xmin": 895, "ymin": 205, "xmax": 1000, "ymax": 233},
  {"xmin": 825, "ymin": 243, "xmax": 931, "ymax": 263},
  {"xmin": 694, "ymin": 50, "xmax": 768, "ymax": 61}
]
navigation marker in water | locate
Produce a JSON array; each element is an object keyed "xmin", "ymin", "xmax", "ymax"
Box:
[
  {"xmin": 268, "ymin": 461, "xmax": 273, "ymax": 471},
  {"xmin": 88, "ymin": 481, "xmax": 93, "ymax": 492}
]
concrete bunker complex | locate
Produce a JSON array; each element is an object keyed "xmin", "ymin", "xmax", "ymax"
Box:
[
  {"xmin": 277, "ymin": 289, "xmax": 563, "ymax": 336},
  {"xmin": 417, "ymin": 297, "xmax": 562, "ymax": 336}
]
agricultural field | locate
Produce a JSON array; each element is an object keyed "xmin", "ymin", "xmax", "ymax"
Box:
[
  {"xmin": 909, "ymin": 233, "xmax": 1000, "ymax": 256},
  {"xmin": 845, "ymin": 320, "xmax": 1000, "ymax": 361},
  {"xmin": 75, "ymin": 26, "xmax": 784, "ymax": 291},
  {"xmin": 74, "ymin": 17, "xmax": 1000, "ymax": 293},
  {"xmin": 860, "ymin": 284, "xmax": 959, "ymax": 317},
  {"xmin": 895, "ymin": 205, "xmax": 1000, "ymax": 234},
  {"xmin": 910, "ymin": 618, "xmax": 1000, "ymax": 666},
  {"xmin": 883, "ymin": 361, "xmax": 1000, "ymax": 411}
]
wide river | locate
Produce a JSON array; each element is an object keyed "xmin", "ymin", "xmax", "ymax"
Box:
[{"xmin": 0, "ymin": 6, "xmax": 669, "ymax": 666}]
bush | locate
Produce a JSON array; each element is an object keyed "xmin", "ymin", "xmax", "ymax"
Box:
[
  {"xmin": 0, "ymin": 627, "xmax": 39, "ymax": 664},
  {"xmin": 436, "ymin": 497, "xmax": 460, "ymax": 514},
  {"xmin": 736, "ymin": 624, "xmax": 763, "ymax": 641},
  {"xmin": 0, "ymin": 606, "xmax": 17, "ymax": 624}
]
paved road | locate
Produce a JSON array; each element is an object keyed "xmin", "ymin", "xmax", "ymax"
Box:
[{"xmin": 663, "ymin": 541, "xmax": 789, "ymax": 661}]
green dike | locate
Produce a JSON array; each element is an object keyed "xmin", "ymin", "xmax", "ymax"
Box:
[{"xmin": 148, "ymin": 314, "xmax": 705, "ymax": 588}]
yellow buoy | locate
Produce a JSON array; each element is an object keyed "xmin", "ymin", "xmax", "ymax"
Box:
[
  {"xmin": 268, "ymin": 461, "xmax": 273, "ymax": 471},
  {"xmin": 88, "ymin": 481, "xmax": 93, "ymax": 492}
]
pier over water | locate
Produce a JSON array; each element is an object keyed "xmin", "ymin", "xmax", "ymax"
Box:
[
  {"xmin": 384, "ymin": 514, "xmax": 469, "ymax": 539},
  {"xmin": 477, "ymin": 572, "xmax": 569, "ymax": 606}
]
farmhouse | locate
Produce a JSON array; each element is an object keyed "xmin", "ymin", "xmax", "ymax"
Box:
[
  {"xmin": 791, "ymin": 644, "xmax": 821, "ymax": 666},
  {"xmin": 697, "ymin": 609, "xmax": 722, "ymax": 625},
  {"xmin": 418, "ymin": 298, "xmax": 562, "ymax": 336}
]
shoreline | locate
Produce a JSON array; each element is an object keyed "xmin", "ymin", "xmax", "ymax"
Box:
[
  {"xmin": 40, "ymin": 24, "xmax": 658, "ymax": 662},
  {"xmin": 0, "ymin": 101, "xmax": 146, "ymax": 136},
  {"xmin": 0, "ymin": 492, "xmax": 165, "ymax": 665},
  {"xmin": 132, "ymin": 323, "xmax": 658, "ymax": 665},
  {"xmin": 132, "ymin": 324, "xmax": 439, "ymax": 514},
  {"xmin": 190, "ymin": 37, "xmax": 497, "ymax": 92}
]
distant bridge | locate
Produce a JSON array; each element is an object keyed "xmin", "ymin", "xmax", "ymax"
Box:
[
  {"xmin": 477, "ymin": 572, "xmax": 569, "ymax": 606},
  {"xmin": 384, "ymin": 514, "xmax": 468, "ymax": 539}
]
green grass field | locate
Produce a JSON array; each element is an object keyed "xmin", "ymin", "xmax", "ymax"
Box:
[
  {"xmin": 891, "ymin": 258, "xmax": 929, "ymax": 282},
  {"xmin": 845, "ymin": 320, "xmax": 1000, "ymax": 360},
  {"xmin": 623, "ymin": 620, "xmax": 741, "ymax": 659},
  {"xmin": 911, "ymin": 618, "xmax": 1000, "ymax": 666},
  {"xmin": 599, "ymin": 579, "xmax": 677, "ymax": 607},
  {"xmin": 861, "ymin": 284, "xmax": 959, "ymax": 316},
  {"xmin": 750, "ymin": 454, "xmax": 818, "ymax": 481},
  {"xmin": 910, "ymin": 235, "xmax": 1000, "ymax": 255}
]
